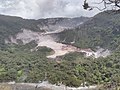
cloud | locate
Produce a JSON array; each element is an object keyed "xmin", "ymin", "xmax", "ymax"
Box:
[{"xmin": 0, "ymin": 0, "xmax": 101, "ymax": 19}]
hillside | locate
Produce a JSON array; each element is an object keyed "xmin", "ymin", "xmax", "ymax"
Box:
[
  {"xmin": 0, "ymin": 11, "xmax": 120, "ymax": 89},
  {"xmin": 0, "ymin": 15, "xmax": 89, "ymax": 49},
  {"xmin": 57, "ymin": 10, "xmax": 120, "ymax": 51}
]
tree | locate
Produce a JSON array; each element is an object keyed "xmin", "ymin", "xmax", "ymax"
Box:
[{"xmin": 83, "ymin": 0, "xmax": 120, "ymax": 10}]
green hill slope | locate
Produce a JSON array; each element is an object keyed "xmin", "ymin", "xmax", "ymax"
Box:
[
  {"xmin": 0, "ymin": 15, "xmax": 40, "ymax": 49},
  {"xmin": 57, "ymin": 10, "xmax": 120, "ymax": 50}
]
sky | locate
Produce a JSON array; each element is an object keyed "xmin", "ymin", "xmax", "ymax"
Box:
[{"xmin": 0, "ymin": 0, "xmax": 103, "ymax": 19}]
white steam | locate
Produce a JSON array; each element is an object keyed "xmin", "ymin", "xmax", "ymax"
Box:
[{"xmin": 0, "ymin": 0, "xmax": 101, "ymax": 19}]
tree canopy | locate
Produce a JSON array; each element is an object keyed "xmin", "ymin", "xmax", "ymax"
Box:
[{"xmin": 83, "ymin": 0, "xmax": 120, "ymax": 10}]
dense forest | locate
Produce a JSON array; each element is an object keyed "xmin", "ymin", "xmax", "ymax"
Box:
[
  {"xmin": 57, "ymin": 10, "xmax": 120, "ymax": 51},
  {"xmin": 0, "ymin": 44, "xmax": 120, "ymax": 88},
  {"xmin": 0, "ymin": 10, "xmax": 120, "ymax": 89}
]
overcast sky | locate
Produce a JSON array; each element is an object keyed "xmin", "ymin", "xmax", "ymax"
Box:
[{"xmin": 0, "ymin": 0, "xmax": 103, "ymax": 19}]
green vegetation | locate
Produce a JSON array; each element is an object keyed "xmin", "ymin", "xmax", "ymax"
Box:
[
  {"xmin": 0, "ymin": 15, "xmax": 42, "ymax": 49},
  {"xmin": 57, "ymin": 10, "xmax": 120, "ymax": 50},
  {"xmin": 0, "ymin": 44, "xmax": 120, "ymax": 88},
  {"xmin": 0, "ymin": 10, "xmax": 119, "ymax": 89}
]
